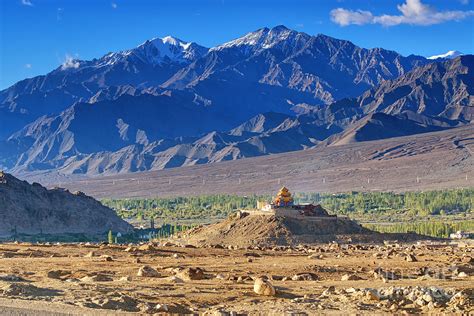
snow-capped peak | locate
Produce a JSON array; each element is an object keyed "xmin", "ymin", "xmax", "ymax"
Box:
[
  {"xmin": 210, "ymin": 25, "xmax": 309, "ymax": 54},
  {"xmin": 427, "ymin": 50, "xmax": 463, "ymax": 60},
  {"xmin": 159, "ymin": 36, "xmax": 192, "ymax": 50},
  {"xmin": 97, "ymin": 36, "xmax": 208, "ymax": 67}
]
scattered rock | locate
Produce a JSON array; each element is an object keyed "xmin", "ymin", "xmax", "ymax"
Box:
[
  {"xmin": 84, "ymin": 251, "xmax": 96, "ymax": 258},
  {"xmin": 177, "ymin": 267, "xmax": 204, "ymax": 281},
  {"xmin": 291, "ymin": 273, "xmax": 318, "ymax": 281},
  {"xmin": 138, "ymin": 244, "xmax": 155, "ymax": 251},
  {"xmin": 165, "ymin": 276, "xmax": 184, "ymax": 283},
  {"xmin": 119, "ymin": 276, "xmax": 132, "ymax": 282},
  {"xmin": 457, "ymin": 272, "xmax": 468, "ymax": 278},
  {"xmin": 0, "ymin": 274, "xmax": 26, "ymax": 282},
  {"xmin": 80, "ymin": 274, "xmax": 113, "ymax": 282},
  {"xmin": 341, "ymin": 274, "xmax": 362, "ymax": 281},
  {"xmin": 46, "ymin": 270, "xmax": 70, "ymax": 280},
  {"xmin": 101, "ymin": 255, "xmax": 113, "ymax": 262},
  {"xmin": 405, "ymin": 254, "xmax": 418, "ymax": 262},
  {"xmin": 137, "ymin": 266, "xmax": 160, "ymax": 277},
  {"xmin": 253, "ymin": 277, "xmax": 276, "ymax": 296},
  {"xmin": 365, "ymin": 289, "xmax": 381, "ymax": 301}
]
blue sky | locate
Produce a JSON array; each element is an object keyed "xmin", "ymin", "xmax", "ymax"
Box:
[{"xmin": 1, "ymin": 0, "xmax": 473, "ymax": 89}]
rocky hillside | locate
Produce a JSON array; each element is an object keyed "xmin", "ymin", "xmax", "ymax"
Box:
[{"xmin": 0, "ymin": 172, "xmax": 133, "ymax": 237}]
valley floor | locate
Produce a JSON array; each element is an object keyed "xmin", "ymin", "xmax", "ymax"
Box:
[{"xmin": 0, "ymin": 241, "xmax": 472, "ymax": 314}]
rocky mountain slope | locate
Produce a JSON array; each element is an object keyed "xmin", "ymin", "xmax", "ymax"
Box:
[
  {"xmin": 0, "ymin": 171, "xmax": 132, "ymax": 236},
  {"xmin": 358, "ymin": 55, "xmax": 473, "ymax": 121},
  {"xmin": 2, "ymin": 55, "xmax": 471, "ymax": 175},
  {"xmin": 0, "ymin": 26, "xmax": 427, "ymax": 140},
  {"xmin": 1, "ymin": 27, "xmax": 472, "ymax": 176},
  {"xmin": 0, "ymin": 36, "xmax": 208, "ymax": 139}
]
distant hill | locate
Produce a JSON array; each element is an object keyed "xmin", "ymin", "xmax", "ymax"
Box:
[{"xmin": 0, "ymin": 171, "xmax": 133, "ymax": 237}]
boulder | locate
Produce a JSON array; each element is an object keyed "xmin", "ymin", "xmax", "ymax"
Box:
[
  {"xmin": 84, "ymin": 251, "xmax": 96, "ymax": 258},
  {"xmin": 405, "ymin": 254, "xmax": 418, "ymax": 262},
  {"xmin": 177, "ymin": 267, "xmax": 204, "ymax": 281},
  {"xmin": 291, "ymin": 273, "xmax": 318, "ymax": 281},
  {"xmin": 253, "ymin": 277, "xmax": 276, "ymax": 296},
  {"xmin": 341, "ymin": 274, "xmax": 362, "ymax": 281},
  {"xmin": 137, "ymin": 266, "xmax": 160, "ymax": 277},
  {"xmin": 138, "ymin": 244, "xmax": 155, "ymax": 251},
  {"xmin": 46, "ymin": 270, "xmax": 70, "ymax": 280}
]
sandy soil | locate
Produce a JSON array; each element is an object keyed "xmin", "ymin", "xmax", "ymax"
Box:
[
  {"xmin": 0, "ymin": 241, "xmax": 472, "ymax": 315},
  {"xmin": 34, "ymin": 125, "xmax": 474, "ymax": 199}
]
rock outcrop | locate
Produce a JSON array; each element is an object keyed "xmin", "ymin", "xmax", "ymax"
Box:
[{"xmin": 0, "ymin": 171, "xmax": 133, "ymax": 237}]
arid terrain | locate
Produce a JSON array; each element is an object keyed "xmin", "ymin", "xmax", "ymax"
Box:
[
  {"xmin": 0, "ymin": 240, "xmax": 472, "ymax": 315},
  {"xmin": 37, "ymin": 125, "xmax": 474, "ymax": 199}
]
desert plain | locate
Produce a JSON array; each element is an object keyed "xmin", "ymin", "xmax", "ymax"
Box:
[{"xmin": 0, "ymin": 240, "xmax": 472, "ymax": 315}]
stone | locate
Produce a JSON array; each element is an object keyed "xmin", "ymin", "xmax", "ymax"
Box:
[
  {"xmin": 166, "ymin": 276, "xmax": 184, "ymax": 283},
  {"xmin": 46, "ymin": 270, "xmax": 70, "ymax": 280},
  {"xmin": 366, "ymin": 290, "xmax": 381, "ymax": 301},
  {"xmin": 215, "ymin": 273, "xmax": 227, "ymax": 280},
  {"xmin": 457, "ymin": 272, "xmax": 468, "ymax": 278},
  {"xmin": 253, "ymin": 277, "xmax": 276, "ymax": 296},
  {"xmin": 137, "ymin": 265, "xmax": 160, "ymax": 277},
  {"xmin": 177, "ymin": 267, "xmax": 204, "ymax": 281},
  {"xmin": 154, "ymin": 304, "xmax": 169, "ymax": 312},
  {"xmin": 119, "ymin": 276, "xmax": 132, "ymax": 282},
  {"xmin": 291, "ymin": 273, "xmax": 318, "ymax": 281},
  {"xmin": 80, "ymin": 274, "xmax": 113, "ymax": 282},
  {"xmin": 422, "ymin": 293, "xmax": 433, "ymax": 302},
  {"xmin": 101, "ymin": 255, "xmax": 113, "ymax": 262},
  {"xmin": 405, "ymin": 254, "xmax": 418, "ymax": 262},
  {"xmin": 84, "ymin": 251, "xmax": 96, "ymax": 258},
  {"xmin": 321, "ymin": 286, "xmax": 336, "ymax": 296},
  {"xmin": 138, "ymin": 244, "xmax": 155, "ymax": 251},
  {"xmin": 341, "ymin": 274, "xmax": 362, "ymax": 281},
  {"xmin": 0, "ymin": 274, "xmax": 26, "ymax": 282}
]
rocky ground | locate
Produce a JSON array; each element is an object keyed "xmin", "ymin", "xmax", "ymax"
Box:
[{"xmin": 0, "ymin": 240, "xmax": 472, "ymax": 315}]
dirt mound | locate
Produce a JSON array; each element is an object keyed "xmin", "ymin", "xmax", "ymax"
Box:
[
  {"xmin": 179, "ymin": 211, "xmax": 376, "ymax": 247},
  {"xmin": 0, "ymin": 172, "xmax": 133, "ymax": 237}
]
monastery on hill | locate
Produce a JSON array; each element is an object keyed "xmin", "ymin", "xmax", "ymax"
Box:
[{"xmin": 253, "ymin": 187, "xmax": 334, "ymax": 218}]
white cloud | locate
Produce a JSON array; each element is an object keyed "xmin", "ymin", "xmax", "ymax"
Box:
[
  {"xmin": 111, "ymin": 2, "xmax": 117, "ymax": 9},
  {"xmin": 330, "ymin": 8, "xmax": 374, "ymax": 26},
  {"xmin": 24, "ymin": 63, "xmax": 32, "ymax": 69},
  {"xmin": 330, "ymin": 0, "xmax": 474, "ymax": 27},
  {"xmin": 61, "ymin": 54, "xmax": 80, "ymax": 70},
  {"xmin": 21, "ymin": 0, "xmax": 33, "ymax": 6}
]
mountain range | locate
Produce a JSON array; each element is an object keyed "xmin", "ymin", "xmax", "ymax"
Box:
[{"xmin": 0, "ymin": 26, "xmax": 472, "ymax": 176}]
